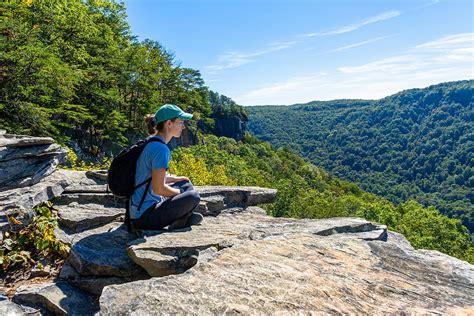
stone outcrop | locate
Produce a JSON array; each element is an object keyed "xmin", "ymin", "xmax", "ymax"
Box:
[
  {"xmin": 126, "ymin": 208, "xmax": 387, "ymax": 277},
  {"xmin": 53, "ymin": 171, "xmax": 278, "ymax": 282},
  {"xmin": 0, "ymin": 133, "xmax": 69, "ymax": 233},
  {"xmin": 213, "ymin": 117, "xmax": 247, "ymax": 141},
  {"xmin": 0, "ymin": 295, "xmax": 26, "ymax": 316},
  {"xmin": 101, "ymin": 232, "xmax": 474, "ymax": 315},
  {"xmin": 2, "ymin": 134, "xmax": 473, "ymax": 315},
  {"xmin": 13, "ymin": 282, "xmax": 98, "ymax": 316},
  {"xmin": 0, "ymin": 131, "xmax": 67, "ymax": 191}
]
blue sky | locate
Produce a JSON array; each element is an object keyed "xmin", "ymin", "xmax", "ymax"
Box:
[{"xmin": 123, "ymin": 0, "xmax": 474, "ymax": 105}]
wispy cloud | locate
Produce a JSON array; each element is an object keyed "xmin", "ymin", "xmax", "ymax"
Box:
[
  {"xmin": 205, "ymin": 41, "xmax": 298, "ymax": 73},
  {"xmin": 414, "ymin": 33, "xmax": 473, "ymax": 50},
  {"xmin": 205, "ymin": 11, "xmax": 402, "ymax": 73},
  {"xmin": 414, "ymin": 0, "xmax": 440, "ymax": 10},
  {"xmin": 331, "ymin": 34, "xmax": 398, "ymax": 52},
  {"xmin": 236, "ymin": 33, "xmax": 473, "ymax": 105},
  {"xmin": 303, "ymin": 11, "xmax": 401, "ymax": 38}
]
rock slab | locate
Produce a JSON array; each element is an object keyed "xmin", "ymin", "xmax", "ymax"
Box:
[
  {"xmin": 101, "ymin": 232, "xmax": 474, "ymax": 315},
  {"xmin": 14, "ymin": 282, "xmax": 98, "ymax": 316},
  {"xmin": 127, "ymin": 208, "xmax": 387, "ymax": 277},
  {"xmin": 0, "ymin": 133, "xmax": 67, "ymax": 191}
]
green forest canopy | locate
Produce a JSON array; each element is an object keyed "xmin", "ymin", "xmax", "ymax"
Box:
[
  {"xmin": 170, "ymin": 135, "xmax": 474, "ymax": 263},
  {"xmin": 1, "ymin": 0, "xmax": 216, "ymax": 148},
  {"xmin": 1, "ymin": 0, "xmax": 473, "ymax": 263},
  {"xmin": 247, "ymin": 80, "xmax": 474, "ymax": 234}
]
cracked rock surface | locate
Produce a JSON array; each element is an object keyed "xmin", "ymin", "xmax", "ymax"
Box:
[
  {"xmin": 127, "ymin": 208, "xmax": 387, "ymax": 277},
  {"xmin": 3, "ymin": 159, "xmax": 472, "ymax": 315},
  {"xmin": 101, "ymin": 231, "xmax": 474, "ymax": 315}
]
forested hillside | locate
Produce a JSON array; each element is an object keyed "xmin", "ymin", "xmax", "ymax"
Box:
[
  {"xmin": 170, "ymin": 135, "xmax": 473, "ymax": 263},
  {"xmin": 1, "ymin": 0, "xmax": 245, "ymax": 154},
  {"xmin": 247, "ymin": 81, "xmax": 474, "ymax": 233},
  {"xmin": 1, "ymin": 0, "xmax": 473, "ymax": 263}
]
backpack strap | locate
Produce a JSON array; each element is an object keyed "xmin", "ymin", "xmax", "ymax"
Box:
[{"xmin": 126, "ymin": 136, "xmax": 167, "ymax": 232}]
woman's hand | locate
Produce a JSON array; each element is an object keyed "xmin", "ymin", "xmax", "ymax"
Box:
[
  {"xmin": 174, "ymin": 176, "xmax": 190, "ymax": 182},
  {"xmin": 165, "ymin": 174, "xmax": 190, "ymax": 183}
]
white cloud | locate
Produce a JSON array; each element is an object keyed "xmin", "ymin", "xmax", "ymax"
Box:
[
  {"xmin": 236, "ymin": 33, "xmax": 474, "ymax": 105},
  {"xmin": 205, "ymin": 41, "xmax": 298, "ymax": 73},
  {"xmin": 414, "ymin": 33, "xmax": 473, "ymax": 50},
  {"xmin": 414, "ymin": 0, "xmax": 440, "ymax": 10},
  {"xmin": 206, "ymin": 11, "xmax": 402, "ymax": 73},
  {"xmin": 304, "ymin": 11, "xmax": 401, "ymax": 37},
  {"xmin": 332, "ymin": 34, "xmax": 398, "ymax": 52}
]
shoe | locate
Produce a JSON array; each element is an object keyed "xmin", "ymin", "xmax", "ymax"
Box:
[
  {"xmin": 168, "ymin": 215, "xmax": 189, "ymax": 230},
  {"xmin": 186, "ymin": 212, "xmax": 203, "ymax": 226}
]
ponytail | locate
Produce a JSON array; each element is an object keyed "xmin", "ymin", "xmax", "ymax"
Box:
[
  {"xmin": 145, "ymin": 114, "xmax": 178, "ymax": 134},
  {"xmin": 145, "ymin": 114, "xmax": 156, "ymax": 135}
]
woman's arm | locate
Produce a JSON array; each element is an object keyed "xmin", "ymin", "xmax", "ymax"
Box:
[
  {"xmin": 151, "ymin": 168, "xmax": 180, "ymax": 197},
  {"xmin": 165, "ymin": 174, "xmax": 190, "ymax": 184}
]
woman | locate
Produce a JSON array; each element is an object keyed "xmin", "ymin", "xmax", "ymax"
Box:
[{"xmin": 130, "ymin": 104, "xmax": 203, "ymax": 230}]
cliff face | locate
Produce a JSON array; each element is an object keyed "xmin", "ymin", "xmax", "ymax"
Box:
[
  {"xmin": 213, "ymin": 117, "xmax": 247, "ymax": 141},
  {"xmin": 1, "ymin": 133, "xmax": 474, "ymax": 315}
]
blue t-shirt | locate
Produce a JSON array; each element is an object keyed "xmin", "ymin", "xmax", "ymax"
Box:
[{"xmin": 130, "ymin": 135, "xmax": 170, "ymax": 219}]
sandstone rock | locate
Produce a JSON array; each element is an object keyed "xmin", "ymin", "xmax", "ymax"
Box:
[
  {"xmin": 0, "ymin": 134, "xmax": 54, "ymax": 147},
  {"xmin": 57, "ymin": 203, "xmax": 124, "ymax": 232},
  {"xmin": 0, "ymin": 170, "xmax": 70, "ymax": 230},
  {"xmin": 68, "ymin": 225, "xmax": 146, "ymax": 277},
  {"xmin": 0, "ymin": 296, "xmax": 26, "ymax": 316},
  {"xmin": 127, "ymin": 209, "xmax": 387, "ymax": 277},
  {"xmin": 55, "ymin": 222, "xmax": 123, "ymax": 246},
  {"xmin": 59, "ymin": 262, "xmax": 148, "ymax": 296},
  {"xmin": 14, "ymin": 282, "xmax": 98, "ymax": 316},
  {"xmin": 57, "ymin": 169, "xmax": 107, "ymax": 187},
  {"xmin": 101, "ymin": 232, "xmax": 474, "ymax": 315},
  {"xmin": 85, "ymin": 169, "xmax": 108, "ymax": 181},
  {"xmin": 0, "ymin": 133, "xmax": 67, "ymax": 191},
  {"xmin": 50, "ymin": 170, "xmax": 125, "ymax": 232},
  {"xmin": 191, "ymin": 186, "xmax": 276, "ymax": 216}
]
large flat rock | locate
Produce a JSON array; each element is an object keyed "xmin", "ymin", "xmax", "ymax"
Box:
[
  {"xmin": 14, "ymin": 282, "xmax": 98, "ymax": 316},
  {"xmin": 57, "ymin": 203, "xmax": 123, "ymax": 232},
  {"xmin": 127, "ymin": 207, "xmax": 387, "ymax": 277},
  {"xmin": 68, "ymin": 225, "xmax": 146, "ymax": 277},
  {"xmin": 101, "ymin": 232, "xmax": 474, "ymax": 314}
]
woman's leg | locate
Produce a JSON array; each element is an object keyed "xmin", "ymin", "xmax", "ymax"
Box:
[{"xmin": 132, "ymin": 181, "xmax": 200, "ymax": 230}]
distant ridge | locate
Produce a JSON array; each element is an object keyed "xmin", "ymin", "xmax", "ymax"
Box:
[{"xmin": 247, "ymin": 80, "xmax": 474, "ymax": 235}]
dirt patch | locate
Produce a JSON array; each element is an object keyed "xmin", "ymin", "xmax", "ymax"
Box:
[{"xmin": 0, "ymin": 259, "xmax": 64, "ymax": 299}]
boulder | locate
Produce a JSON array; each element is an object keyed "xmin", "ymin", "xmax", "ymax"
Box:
[
  {"xmin": 0, "ymin": 169, "xmax": 70, "ymax": 229},
  {"xmin": 127, "ymin": 208, "xmax": 387, "ymax": 277},
  {"xmin": 101, "ymin": 231, "xmax": 474, "ymax": 315},
  {"xmin": 13, "ymin": 282, "xmax": 98, "ymax": 316},
  {"xmin": 67, "ymin": 226, "xmax": 146, "ymax": 277},
  {"xmin": 57, "ymin": 203, "xmax": 124, "ymax": 232},
  {"xmin": 194, "ymin": 186, "xmax": 277, "ymax": 216},
  {"xmin": 59, "ymin": 262, "xmax": 148, "ymax": 296},
  {"xmin": 0, "ymin": 133, "xmax": 67, "ymax": 191},
  {"xmin": 0, "ymin": 296, "xmax": 26, "ymax": 316}
]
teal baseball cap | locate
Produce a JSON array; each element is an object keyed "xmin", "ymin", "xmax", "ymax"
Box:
[{"xmin": 154, "ymin": 104, "xmax": 193, "ymax": 124}]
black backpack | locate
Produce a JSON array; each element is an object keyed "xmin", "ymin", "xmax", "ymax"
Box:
[{"xmin": 108, "ymin": 137, "xmax": 165, "ymax": 232}]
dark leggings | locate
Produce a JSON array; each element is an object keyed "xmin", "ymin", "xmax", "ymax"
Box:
[{"xmin": 131, "ymin": 180, "xmax": 200, "ymax": 230}]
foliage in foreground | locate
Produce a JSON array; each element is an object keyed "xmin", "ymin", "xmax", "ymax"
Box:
[
  {"xmin": 169, "ymin": 135, "xmax": 474, "ymax": 264},
  {"xmin": 0, "ymin": 202, "xmax": 69, "ymax": 271}
]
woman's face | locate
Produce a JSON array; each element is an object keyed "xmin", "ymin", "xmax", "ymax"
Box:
[{"xmin": 169, "ymin": 118, "xmax": 186, "ymax": 137}]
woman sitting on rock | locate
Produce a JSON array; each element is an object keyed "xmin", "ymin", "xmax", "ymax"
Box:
[{"xmin": 130, "ymin": 104, "xmax": 203, "ymax": 230}]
